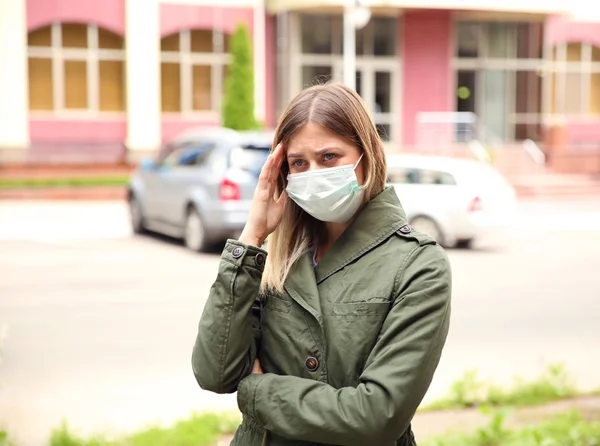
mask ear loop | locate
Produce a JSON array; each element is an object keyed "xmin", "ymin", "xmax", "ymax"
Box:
[{"xmin": 354, "ymin": 153, "xmax": 364, "ymax": 170}]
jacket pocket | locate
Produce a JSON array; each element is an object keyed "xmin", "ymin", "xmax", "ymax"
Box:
[{"xmin": 331, "ymin": 301, "xmax": 390, "ymax": 318}]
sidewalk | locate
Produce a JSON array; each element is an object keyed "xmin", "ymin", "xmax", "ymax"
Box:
[{"xmin": 216, "ymin": 396, "xmax": 600, "ymax": 445}]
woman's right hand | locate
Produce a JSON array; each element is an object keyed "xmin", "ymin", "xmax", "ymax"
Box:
[{"xmin": 238, "ymin": 144, "xmax": 288, "ymax": 247}]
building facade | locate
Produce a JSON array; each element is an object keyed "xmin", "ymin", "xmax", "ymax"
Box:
[{"xmin": 1, "ymin": 0, "xmax": 599, "ymax": 166}]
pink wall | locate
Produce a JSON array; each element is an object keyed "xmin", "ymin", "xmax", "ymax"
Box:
[
  {"xmin": 401, "ymin": 10, "xmax": 453, "ymax": 146},
  {"xmin": 29, "ymin": 118, "xmax": 127, "ymax": 142},
  {"xmin": 160, "ymin": 4, "xmax": 253, "ymax": 37},
  {"xmin": 545, "ymin": 15, "xmax": 600, "ymax": 48},
  {"xmin": 544, "ymin": 16, "xmax": 600, "ymax": 145},
  {"xmin": 27, "ymin": 0, "xmax": 125, "ymax": 34},
  {"xmin": 161, "ymin": 116, "xmax": 220, "ymax": 143}
]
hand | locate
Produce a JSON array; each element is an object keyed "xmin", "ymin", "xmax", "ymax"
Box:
[
  {"xmin": 239, "ymin": 143, "xmax": 288, "ymax": 247},
  {"xmin": 251, "ymin": 358, "xmax": 264, "ymax": 375}
]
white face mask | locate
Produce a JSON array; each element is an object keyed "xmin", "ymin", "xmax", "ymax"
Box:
[{"xmin": 285, "ymin": 155, "xmax": 364, "ymax": 223}]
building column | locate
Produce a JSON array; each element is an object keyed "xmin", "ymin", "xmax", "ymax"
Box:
[
  {"xmin": 125, "ymin": 0, "xmax": 161, "ymax": 157},
  {"xmin": 253, "ymin": 0, "xmax": 267, "ymax": 125},
  {"xmin": 0, "ymin": 0, "xmax": 29, "ymax": 152},
  {"xmin": 401, "ymin": 10, "xmax": 453, "ymax": 147}
]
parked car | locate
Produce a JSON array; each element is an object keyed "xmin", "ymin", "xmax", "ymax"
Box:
[
  {"xmin": 127, "ymin": 127, "xmax": 274, "ymax": 252},
  {"xmin": 386, "ymin": 154, "xmax": 517, "ymax": 249}
]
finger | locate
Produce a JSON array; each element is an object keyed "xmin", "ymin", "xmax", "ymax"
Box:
[
  {"xmin": 275, "ymin": 190, "xmax": 288, "ymax": 210},
  {"xmin": 258, "ymin": 151, "xmax": 276, "ymax": 188},
  {"xmin": 273, "ymin": 153, "xmax": 285, "ymax": 183}
]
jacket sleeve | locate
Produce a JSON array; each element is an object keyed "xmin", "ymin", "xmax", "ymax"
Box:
[
  {"xmin": 236, "ymin": 242, "xmax": 452, "ymax": 446},
  {"xmin": 191, "ymin": 239, "xmax": 266, "ymax": 394}
]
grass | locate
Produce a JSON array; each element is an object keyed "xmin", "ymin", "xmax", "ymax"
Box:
[
  {"xmin": 422, "ymin": 409, "xmax": 600, "ymax": 446},
  {"xmin": 0, "ymin": 176, "xmax": 130, "ymax": 189},
  {"xmin": 0, "ymin": 430, "xmax": 16, "ymax": 446},
  {"xmin": 49, "ymin": 412, "xmax": 240, "ymax": 446},
  {"xmin": 421, "ymin": 363, "xmax": 591, "ymax": 411}
]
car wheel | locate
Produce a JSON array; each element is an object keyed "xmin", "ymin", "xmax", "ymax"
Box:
[
  {"xmin": 409, "ymin": 216, "xmax": 446, "ymax": 247},
  {"xmin": 184, "ymin": 207, "xmax": 208, "ymax": 252},
  {"xmin": 129, "ymin": 194, "xmax": 146, "ymax": 234}
]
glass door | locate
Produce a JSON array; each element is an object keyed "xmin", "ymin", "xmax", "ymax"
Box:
[{"xmin": 354, "ymin": 65, "xmax": 395, "ymax": 141}]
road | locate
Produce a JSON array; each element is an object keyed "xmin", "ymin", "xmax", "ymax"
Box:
[{"xmin": 0, "ymin": 198, "xmax": 599, "ymax": 445}]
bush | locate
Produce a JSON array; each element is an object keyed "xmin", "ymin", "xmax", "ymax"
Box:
[
  {"xmin": 48, "ymin": 412, "xmax": 240, "ymax": 446},
  {"xmin": 423, "ymin": 410, "xmax": 600, "ymax": 446},
  {"xmin": 422, "ymin": 363, "xmax": 580, "ymax": 411},
  {"xmin": 222, "ymin": 23, "xmax": 258, "ymax": 130}
]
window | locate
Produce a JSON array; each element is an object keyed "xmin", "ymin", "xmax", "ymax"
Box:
[
  {"xmin": 229, "ymin": 146, "xmax": 271, "ymax": 175},
  {"xmin": 454, "ymin": 21, "xmax": 544, "ymax": 141},
  {"xmin": 388, "ymin": 167, "xmax": 456, "ymax": 185},
  {"xmin": 160, "ymin": 29, "xmax": 230, "ymax": 114},
  {"xmin": 295, "ymin": 13, "xmax": 399, "ymax": 142},
  {"xmin": 27, "ymin": 23, "xmax": 126, "ymax": 112},
  {"xmin": 158, "ymin": 143, "xmax": 215, "ymax": 168},
  {"xmin": 549, "ymin": 43, "xmax": 600, "ymax": 116}
]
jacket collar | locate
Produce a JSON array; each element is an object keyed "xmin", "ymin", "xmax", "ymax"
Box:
[
  {"xmin": 314, "ymin": 186, "xmax": 408, "ymax": 283},
  {"xmin": 283, "ymin": 186, "xmax": 407, "ymax": 325}
]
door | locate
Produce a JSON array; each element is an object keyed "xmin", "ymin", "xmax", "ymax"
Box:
[
  {"xmin": 354, "ymin": 65, "xmax": 396, "ymax": 142},
  {"xmin": 157, "ymin": 143, "xmax": 215, "ymax": 227}
]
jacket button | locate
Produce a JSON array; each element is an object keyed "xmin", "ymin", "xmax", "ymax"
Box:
[
  {"xmin": 399, "ymin": 224, "xmax": 412, "ymax": 234},
  {"xmin": 255, "ymin": 252, "xmax": 266, "ymax": 267},
  {"xmin": 305, "ymin": 356, "xmax": 319, "ymax": 372},
  {"xmin": 232, "ymin": 246, "xmax": 244, "ymax": 259}
]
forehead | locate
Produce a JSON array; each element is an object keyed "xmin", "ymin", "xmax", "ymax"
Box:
[{"xmin": 287, "ymin": 123, "xmax": 353, "ymax": 152}]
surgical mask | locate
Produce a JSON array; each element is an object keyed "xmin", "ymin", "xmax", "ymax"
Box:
[{"xmin": 286, "ymin": 155, "xmax": 364, "ymax": 223}]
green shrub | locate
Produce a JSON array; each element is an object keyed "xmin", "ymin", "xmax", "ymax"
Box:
[
  {"xmin": 423, "ymin": 410, "xmax": 600, "ymax": 446},
  {"xmin": 222, "ymin": 23, "xmax": 258, "ymax": 130},
  {"xmin": 48, "ymin": 412, "xmax": 240, "ymax": 446},
  {"xmin": 422, "ymin": 363, "xmax": 580, "ymax": 411}
]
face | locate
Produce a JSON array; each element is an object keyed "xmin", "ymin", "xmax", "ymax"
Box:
[{"xmin": 285, "ymin": 122, "xmax": 365, "ymax": 184}]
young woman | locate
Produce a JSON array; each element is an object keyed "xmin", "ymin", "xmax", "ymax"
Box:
[{"xmin": 192, "ymin": 83, "xmax": 452, "ymax": 446}]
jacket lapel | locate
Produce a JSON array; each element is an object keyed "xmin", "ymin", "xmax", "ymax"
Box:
[
  {"xmin": 284, "ymin": 251, "xmax": 323, "ymax": 325},
  {"xmin": 315, "ymin": 186, "xmax": 408, "ymax": 284}
]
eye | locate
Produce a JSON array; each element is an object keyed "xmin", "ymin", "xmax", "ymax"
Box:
[
  {"xmin": 323, "ymin": 153, "xmax": 337, "ymax": 162},
  {"xmin": 291, "ymin": 159, "xmax": 306, "ymax": 168}
]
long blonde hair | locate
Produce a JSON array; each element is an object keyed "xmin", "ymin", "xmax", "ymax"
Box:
[{"xmin": 262, "ymin": 82, "xmax": 388, "ymax": 293}]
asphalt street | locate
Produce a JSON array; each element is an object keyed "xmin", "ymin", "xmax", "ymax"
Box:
[{"xmin": 1, "ymin": 198, "xmax": 599, "ymax": 445}]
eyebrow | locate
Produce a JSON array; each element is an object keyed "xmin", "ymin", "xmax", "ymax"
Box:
[{"xmin": 287, "ymin": 146, "xmax": 345, "ymax": 159}]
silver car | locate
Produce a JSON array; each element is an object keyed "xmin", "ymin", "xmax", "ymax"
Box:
[{"xmin": 127, "ymin": 127, "xmax": 274, "ymax": 252}]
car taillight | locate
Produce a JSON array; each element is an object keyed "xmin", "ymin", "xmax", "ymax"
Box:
[
  {"xmin": 220, "ymin": 178, "xmax": 241, "ymax": 201},
  {"xmin": 468, "ymin": 196, "xmax": 483, "ymax": 212}
]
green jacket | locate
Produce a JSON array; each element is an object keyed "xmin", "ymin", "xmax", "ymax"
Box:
[{"xmin": 192, "ymin": 186, "xmax": 452, "ymax": 446}]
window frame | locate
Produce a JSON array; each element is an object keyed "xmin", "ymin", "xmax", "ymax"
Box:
[
  {"xmin": 160, "ymin": 29, "xmax": 231, "ymax": 117},
  {"xmin": 27, "ymin": 22, "xmax": 126, "ymax": 116}
]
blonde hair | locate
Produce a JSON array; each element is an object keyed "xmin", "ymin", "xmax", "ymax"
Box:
[{"xmin": 262, "ymin": 82, "xmax": 388, "ymax": 293}]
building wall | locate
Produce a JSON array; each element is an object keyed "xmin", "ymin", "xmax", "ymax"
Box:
[
  {"xmin": 401, "ymin": 10, "xmax": 453, "ymax": 146},
  {"xmin": 26, "ymin": 0, "xmax": 128, "ymax": 156},
  {"xmin": 15, "ymin": 0, "xmax": 271, "ymax": 163},
  {"xmin": 544, "ymin": 15, "xmax": 600, "ymax": 150}
]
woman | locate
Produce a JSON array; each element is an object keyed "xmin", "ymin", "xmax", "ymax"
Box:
[{"xmin": 192, "ymin": 83, "xmax": 452, "ymax": 446}]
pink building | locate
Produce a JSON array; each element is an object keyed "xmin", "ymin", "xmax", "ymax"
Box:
[{"xmin": 0, "ymin": 0, "xmax": 599, "ymax": 171}]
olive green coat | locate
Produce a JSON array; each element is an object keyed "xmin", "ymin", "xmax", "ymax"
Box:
[{"xmin": 192, "ymin": 186, "xmax": 452, "ymax": 446}]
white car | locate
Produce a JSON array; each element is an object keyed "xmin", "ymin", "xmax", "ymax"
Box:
[{"xmin": 386, "ymin": 154, "xmax": 517, "ymax": 249}]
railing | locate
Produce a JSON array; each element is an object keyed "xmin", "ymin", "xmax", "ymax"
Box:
[
  {"xmin": 522, "ymin": 138, "xmax": 546, "ymax": 166},
  {"xmin": 467, "ymin": 140, "xmax": 492, "ymax": 163}
]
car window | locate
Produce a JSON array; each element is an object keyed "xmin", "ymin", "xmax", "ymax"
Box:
[
  {"xmin": 421, "ymin": 169, "xmax": 456, "ymax": 185},
  {"xmin": 158, "ymin": 142, "xmax": 215, "ymax": 168},
  {"xmin": 228, "ymin": 146, "xmax": 271, "ymax": 175},
  {"xmin": 387, "ymin": 167, "xmax": 456, "ymax": 185},
  {"xmin": 387, "ymin": 167, "xmax": 421, "ymax": 184}
]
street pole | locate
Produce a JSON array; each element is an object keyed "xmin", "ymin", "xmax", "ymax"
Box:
[{"xmin": 342, "ymin": 3, "xmax": 356, "ymax": 91}]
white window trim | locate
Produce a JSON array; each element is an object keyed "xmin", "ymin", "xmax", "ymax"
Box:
[
  {"xmin": 27, "ymin": 22, "xmax": 126, "ymax": 114},
  {"xmin": 159, "ymin": 29, "xmax": 230, "ymax": 115}
]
